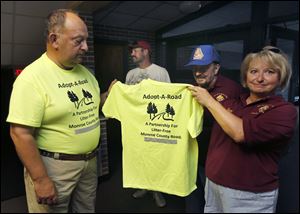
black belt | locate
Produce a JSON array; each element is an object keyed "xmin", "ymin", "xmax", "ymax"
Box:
[{"xmin": 39, "ymin": 148, "xmax": 98, "ymax": 161}]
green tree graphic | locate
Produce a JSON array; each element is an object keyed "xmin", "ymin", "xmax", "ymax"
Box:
[
  {"xmin": 166, "ymin": 103, "xmax": 171, "ymax": 116},
  {"xmin": 147, "ymin": 102, "xmax": 175, "ymax": 121},
  {"xmin": 169, "ymin": 107, "xmax": 175, "ymax": 118},
  {"xmin": 82, "ymin": 89, "xmax": 93, "ymax": 100},
  {"xmin": 68, "ymin": 89, "xmax": 94, "ymax": 109},
  {"xmin": 147, "ymin": 102, "xmax": 153, "ymax": 119},
  {"xmin": 67, "ymin": 90, "xmax": 79, "ymax": 107},
  {"xmin": 152, "ymin": 103, "xmax": 158, "ymax": 117}
]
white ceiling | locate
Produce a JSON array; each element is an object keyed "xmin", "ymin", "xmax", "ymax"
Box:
[
  {"xmin": 2, "ymin": 1, "xmax": 298, "ymax": 35},
  {"xmin": 92, "ymin": 1, "xmax": 299, "ymax": 35},
  {"xmin": 1, "ymin": 1, "xmax": 68, "ymax": 17},
  {"xmin": 93, "ymin": 1, "xmax": 205, "ymax": 31},
  {"xmin": 1, "ymin": 1, "xmax": 299, "ymax": 66}
]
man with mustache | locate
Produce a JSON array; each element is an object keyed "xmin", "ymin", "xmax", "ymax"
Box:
[
  {"xmin": 126, "ymin": 40, "xmax": 170, "ymax": 85},
  {"xmin": 7, "ymin": 9, "xmax": 112, "ymax": 213},
  {"xmin": 184, "ymin": 45, "xmax": 243, "ymax": 213}
]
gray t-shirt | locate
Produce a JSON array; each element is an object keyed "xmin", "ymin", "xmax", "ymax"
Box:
[{"xmin": 125, "ymin": 63, "xmax": 171, "ymax": 85}]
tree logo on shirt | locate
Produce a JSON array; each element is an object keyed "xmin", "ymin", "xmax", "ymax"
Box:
[
  {"xmin": 67, "ymin": 89, "xmax": 94, "ymax": 109},
  {"xmin": 147, "ymin": 102, "xmax": 175, "ymax": 121}
]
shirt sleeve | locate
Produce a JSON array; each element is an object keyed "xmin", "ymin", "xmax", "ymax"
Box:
[
  {"xmin": 162, "ymin": 68, "xmax": 171, "ymax": 83},
  {"xmin": 102, "ymin": 82, "xmax": 122, "ymax": 121},
  {"xmin": 125, "ymin": 72, "xmax": 131, "ymax": 84},
  {"xmin": 243, "ymin": 104, "xmax": 297, "ymax": 146},
  {"xmin": 7, "ymin": 78, "xmax": 45, "ymax": 127},
  {"xmin": 187, "ymin": 95, "xmax": 204, "ymax": 138}
]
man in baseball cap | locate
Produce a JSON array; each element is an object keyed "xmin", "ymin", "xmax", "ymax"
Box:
[
  {"xmin": 185, "ymin": 45, "xmax": 221, "ymax": 89},
  {"xmin": 185, "ymin": 44, "xmax": 220, "ymax": 66},
  {"xmin": 129, "ymin": 40, "xmax": 152, "ymax": 52},
  {"xmin": 128, "ymin": 40, "xmax": 154, "ymax": 67},
  {"xmin": 184, "ymin": 45, "xmax": 243, "ymax": 213}
]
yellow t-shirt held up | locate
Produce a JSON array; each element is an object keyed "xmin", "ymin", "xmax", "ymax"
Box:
[{"xmin": 102, "ymin": 79, "xmax": 204, "ymax": 196}]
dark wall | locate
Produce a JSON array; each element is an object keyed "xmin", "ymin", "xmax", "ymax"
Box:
[
  {"xmin": 276, "ymin": 107, "xmax": 299, "ymax": 213},
  {"xmin": 1, "ymin": 67, "xmax": 25, "ymax": 200}
]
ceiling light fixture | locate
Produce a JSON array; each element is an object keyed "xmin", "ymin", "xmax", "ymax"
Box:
[{"xmin": 179, "ymin": 1, "xmax": 202, "ymax": 14}]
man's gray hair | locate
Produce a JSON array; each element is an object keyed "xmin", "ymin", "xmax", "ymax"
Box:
[{"xmin": 45, "ymin": 9, "xmax": 78, "ymax": 43}]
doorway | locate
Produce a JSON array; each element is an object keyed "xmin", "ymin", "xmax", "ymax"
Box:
[
  {"xmin": 94, "ymin": 41, "xmax": 128, "ymax": 178},
  {"xmin": 94, "ymin": 42, "xmax": 128, "ymax": 91}
]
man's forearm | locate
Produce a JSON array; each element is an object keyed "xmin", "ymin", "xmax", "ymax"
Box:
[
  {"xmin": 100, "ymin": 91, "xmax": 108, "ymax": 108},
  {"xmin": 10, "ymin": 125, "xmax": 48, "ymax": 181},
  {"xmin": 10, "ymin": 124, "xmax": 58, "ymax": 204},
  {"xmin": 100, "ymin": 79, "xmax": 118, "ymax": 108}
]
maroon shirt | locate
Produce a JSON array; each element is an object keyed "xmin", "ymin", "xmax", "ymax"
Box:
[
  {"xmin": 197, "ymin": 75, "xmax": 243, "ymax": 166},
  {"xmin": 206, "ymin": 93, "xmax": 297, "ymax": 192}
]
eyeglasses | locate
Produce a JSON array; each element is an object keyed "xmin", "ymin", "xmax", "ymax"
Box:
[
  {"xmin": 264, "ymin": 47, "xmax": 281, "ymax": 53},
  {"xmin": 253, "ymin": 47, "xmax": 281, "ymax": 54}
]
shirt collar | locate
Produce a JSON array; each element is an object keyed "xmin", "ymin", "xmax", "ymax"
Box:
[{"xmin": 240, "ymin": 93, "xmax": 284, "ymax": 106}]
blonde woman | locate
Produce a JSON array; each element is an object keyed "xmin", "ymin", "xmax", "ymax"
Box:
[{"xmin": 188, "ymin": 46, "xmax": 297, "ymax": 213}]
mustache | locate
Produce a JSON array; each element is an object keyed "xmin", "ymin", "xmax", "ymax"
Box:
[
  {"xmin": 195, "ymin": 74, "xmax": 207, "ymax": 78},
  {"xmin": 78, "ymin": 51, "xmax": 86, "ymax": 55},
  {"xmin": 76, "ymin": 53, "xmax": 86, "ymax": 58}
]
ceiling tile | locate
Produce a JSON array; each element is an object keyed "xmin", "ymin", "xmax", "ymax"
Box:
[
  {"xmin": 115, "ymin": 1, "xmax": 161, "ymax": 16},
  {"xmin": 164, "ymin": 1, "xmax": 183, "ymax": 6},
  {"xmin": 215, "ymin": 1, "xmax": 250, "ymax": 23},
  {"xmin": 100, "ymin": 13, "xmax": 139, "ymax": 28},
  {"xmin": 15, "ymin": 1, "xmax": 68, "ymax": 18},
  {"xmin": 145, "ymin": 3, "xmax": 181, "ymax": 21},
  {"xmin": 1, "ymin": 1, "xmax": 13, "ymax": 13},
  {"xmin": 93, "ymin": 9, "xmax": 112, "ymax": 23},
  {"xmin": 129, "ymin": 17, "xmax": 166, "ymax": 31}
]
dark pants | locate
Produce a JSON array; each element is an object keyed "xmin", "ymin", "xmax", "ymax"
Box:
[{"xmin": 185, "ymin": 165, "xmax": 206, "ymax": 213}]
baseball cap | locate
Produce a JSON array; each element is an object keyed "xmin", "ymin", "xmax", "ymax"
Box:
[
  {"xmin": 129, "ymin": 40, "xmax": 151, "ymax": 52},
  {"xmin": 185, "ymin": 45, "xmax": 220, "ymax": 66}
]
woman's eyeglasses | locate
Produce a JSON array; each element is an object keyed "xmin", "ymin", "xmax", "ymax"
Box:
[
  {"xmin": 264, "ymin": 47, "xmax": 281, "ymax": 53},
  {"xmin": 253, "ymin": 47, "xmax": 281, "ymax": 54}
]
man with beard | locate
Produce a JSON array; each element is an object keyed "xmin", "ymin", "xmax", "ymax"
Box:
[
  {"xmin": 126, "ymin": 40, "xmax": 170, "ymax": 85},
  {"xmin": 125, "ymin": 40, "xmax": 170, "ymax": 207},
  {"xmin": 184, "ymin": 45, "xmax": 243, "ymax": 213},
  {"xmin": 7, "ymin": 9, "xmax": 112, "ymax": 213}
]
